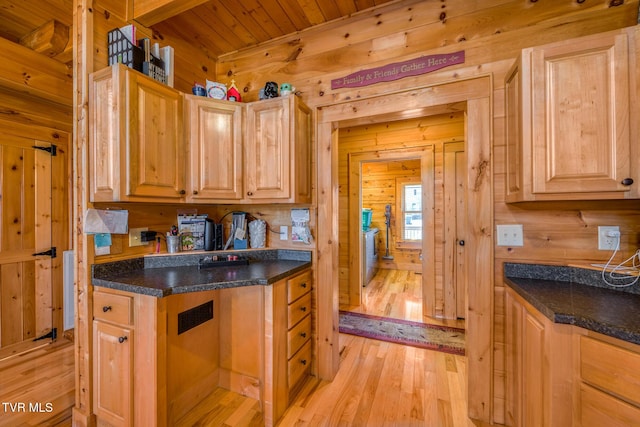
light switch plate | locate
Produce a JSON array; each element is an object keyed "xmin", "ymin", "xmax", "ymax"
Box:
[{"xmin": 496, "ymin": 224, "xmax": 524, "ymax": 247}]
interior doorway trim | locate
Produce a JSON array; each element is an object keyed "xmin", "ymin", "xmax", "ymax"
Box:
[
  {"xmin": 347, "ymin": 147, "xmax": 435, "ymax": 315},
  {"xmin": 315, "ymin": 76, "xmax": 494, "ymax": 422}
]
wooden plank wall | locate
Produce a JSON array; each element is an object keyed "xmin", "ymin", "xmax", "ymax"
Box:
[
  {"xmin": 75, "ymin": 0, "xmax": 640, "ymax": 424},
  {"xmin": 337, "ymin": 114, "xmax": 466, "ymax": 308},
  {"xmin": 211, "ymin": 1, "xmax": 639, "ymax": 423}
]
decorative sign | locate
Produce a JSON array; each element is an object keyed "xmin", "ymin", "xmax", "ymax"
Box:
[{"xmin": 331, "ymin": 51, "xmax": 465, "ymax": 90}]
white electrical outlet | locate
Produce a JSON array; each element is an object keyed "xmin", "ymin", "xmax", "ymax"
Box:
[
  {"xmin": 280, "ymin": 226, "xmax": 288, "ymax": 241},
  {"xmin": 598, "ymin": 226, "xmax": 620, "ymax": 250},
  {"xmin": 128, "ymin": 227, "xmax": 149, "ymax": 247},
  {"xmin": 496, "ymin": 224, "xmax": 524, "ymax": 247}
]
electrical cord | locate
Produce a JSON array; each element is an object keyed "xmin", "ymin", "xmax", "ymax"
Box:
[{"xmin": 601, "ymin": 233, "xmax": 640, "ymax": 288}]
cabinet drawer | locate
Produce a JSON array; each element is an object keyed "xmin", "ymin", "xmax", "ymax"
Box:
[
  {"xmin": 580, "ymin": 336, "xmax": 640, "ymax": 407},
  {"xmin": 288, "ymin": 292, "xmax": 311, "ymax": 329},
  {"xmin": 579, "ymin": 383, "xmax": 640, "ymax": 427},
  {"xmin": 93, "ymin": 292, "xmax": 133, "ymax": 325},
  {"xmin": 287, "ymin": 270, "xmax": 311, "ymax": 304},
  {"xmin": 287, "ymin": 314, "xmax": 311, "ymax": 359},
  {"xmin": 288, "ymin": 340, "xmax": 311, "ymax": 391}
]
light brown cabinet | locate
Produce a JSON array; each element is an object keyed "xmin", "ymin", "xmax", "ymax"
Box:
[
  {"xmin": 92, "ymin": 291, "xmax": 134, "ymax": 426},
  {"xmin": 184, "ymin": 95, "xmax": 244, "ymax": 202},
  {"xmin": 90, "ymin": 66, "xmax": 312, "ymax": 204},
  {"xmin": 245, "ymin": 95, "xmax": 312, "ymax": 203},
  {"xmin": 90, "ymin": 64, "xmax": 185, "ymax": 202},
  {"xmin": 505, "ymin": 29, "xmax": 637, "ymax": 202},
  {"xmin": 504, "ymin": 287, "xmax": 573, "ymax": 427},
  {"xmin": 578, "ymin": 335, "xmax": 640, "ymax": 426},
  {"xmin": 264, "ymin": 268, "xmax": 312, "ymax": 425}
]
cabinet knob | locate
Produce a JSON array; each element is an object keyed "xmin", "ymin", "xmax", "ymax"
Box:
[
  {"xmin": 300, "ymin": 306, "xmax": 307, "ymax": 312},
  {"xmin": 301, "ymin": 282, "xmax": 307, "ymax": 288},
  {"xmin": 300, "ymin": 359, "xmax": 307, "ymax": 365},
  {"xmin": 179, "ymin": 189, "xmax": 186, "ymax": 195},
  {"xmin": 300, "ymin": 332, "xmax": 307, "ymax": 338},
  {"xmin": 102, "ymin": 306, "xmax": 112, "ymax": 312},
  {"xmin": 193, "ymin": 190, "xmax": 198, "ymax": 195},
  {"xmin": 621, "ymin": 178, "xmax": 634, "ymax": 186},
  {"xmin": 118, "ymin": 336, "xmax": 128, "ymax": 344},
  {"xmin": 247, "ymin": 191, "xmax": 253, "ymax": 196},
  {"xmin": 459, "ymin": 240, "xmax": 465, "ymax": 246}
]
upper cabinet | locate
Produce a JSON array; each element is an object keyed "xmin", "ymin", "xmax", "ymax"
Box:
[
  {"xmin": 505, "ymin": 29, "xmax": 637, "ymax": 202},
  {"xmin": 185, "ymin": 95, "xmax": 243, "ymax": 203},
  {"xmin": 90, "ymin": 64, "xmax": 186, "ymax": 203},
  {"xmin": 245, "ymin": 95, "xmax": 312, "ymax": 204},
  {"xmin": 90, "ymin": 65, "xmax": 312, "ymax": 205}
]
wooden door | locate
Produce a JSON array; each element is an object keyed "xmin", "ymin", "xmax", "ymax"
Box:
[
  {"xmin": 443, "ymin": 142, "xmax": 467, "ymax": 319},
  {"xmin": 0, "ymin": 135, "xmax": 54, "ymax": 357},
  {"xmin": 245, "ymin": 97, "xmax": 291, "ymax": 200},
  {"xmin": 185, "ymin": 96, "xmax": 243, "ymax": 202},
  {"xmin": 127, "ymin": 70, "xmax": 185, "ymax": 199}
]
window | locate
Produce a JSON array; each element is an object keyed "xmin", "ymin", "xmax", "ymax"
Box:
[{"xmin": 396, "ymin": 179, "xmax": 422, "ymax": 243}]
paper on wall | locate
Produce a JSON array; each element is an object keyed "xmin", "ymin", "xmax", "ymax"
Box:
[{"xmin": 84, "ymin": 209, "xmax": 128, "ymax": 234}]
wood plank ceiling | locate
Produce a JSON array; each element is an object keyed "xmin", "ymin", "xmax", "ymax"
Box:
[{"xmin": 0, "ymin": 0, "xmax": 398, "ymax": 62}]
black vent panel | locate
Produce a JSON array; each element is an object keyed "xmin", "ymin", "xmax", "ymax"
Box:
[{"xmin": 178, "ymin": 300, "xmax": 213, "ymax": 335}]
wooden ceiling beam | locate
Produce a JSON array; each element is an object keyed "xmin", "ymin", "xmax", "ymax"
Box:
[
  {"xmin": 19, "ymin": 19, "xmax": 71, "ymax": 61},
  {"xmin": 133, "ymin": 0, "xmax": 210, "ymax": 26}
]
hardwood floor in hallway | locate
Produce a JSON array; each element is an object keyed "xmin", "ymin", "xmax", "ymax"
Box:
[{"xmin": 340, "ymin": 268, "xmax": 466, "ymax": 329}]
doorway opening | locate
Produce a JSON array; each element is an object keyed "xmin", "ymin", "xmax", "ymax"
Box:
[{"xmin": 337, "ymin": 114, "xmax": 467, "ymax": 328}]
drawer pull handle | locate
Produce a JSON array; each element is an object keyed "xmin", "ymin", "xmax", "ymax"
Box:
[
  {"xmin": 300, "ymin": 306, "xmax": 307, "ymax": 312},
  {"xmin": 621, "ymin": 178, "xmax": 634, "ymax": 186},
  {"xmin": 300, "ymin": 359, "xmax": 307, "ymax": 365},
  {"xmin": 301, "ymin": 282, "xmax": 307, "ymax": 288},
  {"xmin": 103, "ymin": 306, "xmax": 112, "ymax": 312},
  {"xmin": 118, "ymin": 336, "xmax": 128, "ymax": 344},
  {"xmin": 300, "ymin": 332, "xmax": 307, "ymax": 338}
]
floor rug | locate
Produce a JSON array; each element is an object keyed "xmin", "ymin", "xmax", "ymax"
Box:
[{"xmin": 338, "ymin": 311, "xmax": 466, "ymax": 355}]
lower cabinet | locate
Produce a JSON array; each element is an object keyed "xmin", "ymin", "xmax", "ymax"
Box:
[
  {"xmin": 505, "ymin": 285, "xmax": 640, "ymax": 427},
  {"xmin": 504, "ymin": 287, "xmax": 574, "ymax": 427},
  {"xmin": 92, "ymin": 290, "xmax": 134, "ymax": 426},
  {"xmin": 92, "ymin": 269, "xmax": 312, "ymax": 427},
  {"xmin": 578, "ymin": 335, "xmax": 640, "ymax": 426},
  {"xmin": 264, "ymin": 269, "xmax": 313, "ymax": 425}
]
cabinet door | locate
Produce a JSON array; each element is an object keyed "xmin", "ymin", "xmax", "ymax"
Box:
[
  {"xmin": 504, "ymin": 60, "xmax": 525, "ymax": 202},
  {"xmin": 245, "ymin": 97, "xmax": 291, "ymax": 200},
  {"xmin": 93, "ymin": 320, "xmax": 132, "ymax": 426},
  {"xmin": 530, "ymin": 32, "xmax": 631, "ymax": 195},
  {"xmin": 522, "ymin": 311, "xmax": 544, "ymax": 427},
  {"xmin": 505, "ymin": 290, "xmax": 523, "ymax": 427},
  {"xmin": 126, "ymin": 70, "xmax": 185, "ymax": 199},
  {"xmin": 186, "ymin": 96, "xmax": 243, "ymax": 201}
]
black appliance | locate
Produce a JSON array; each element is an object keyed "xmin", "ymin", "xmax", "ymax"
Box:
[{"xmin": 204, "ymin": 219, "xmax": 224, "ymax": 251}]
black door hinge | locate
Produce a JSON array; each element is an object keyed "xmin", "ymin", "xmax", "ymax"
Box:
[
  {"xmin": 32, "ymin": 144, "xmax": 57, "ymax": 156},
  {"xmin": 33, "ymin": 328, "xmax": 57, "ymax": 341},
  {"xmin": 32, "ymin": 247, "xmax": 57, "ymax": 258}
]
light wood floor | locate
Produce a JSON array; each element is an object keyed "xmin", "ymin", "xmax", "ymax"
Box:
[
  {"xmin": 0, "ymin": 338, "xmax": 74, "ymax": 426},
  {"xmin": 341, "ymin": 268, "xmax": 466, "ymax": 329}
]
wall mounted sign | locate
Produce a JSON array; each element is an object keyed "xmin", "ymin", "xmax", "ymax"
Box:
[{"xmin": 331, "ymin": 51, "xmax": 465, "ymax": 90}]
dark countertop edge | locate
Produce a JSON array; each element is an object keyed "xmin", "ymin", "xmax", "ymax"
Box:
[
  {"xmin": 92, "ymin": 259, "xmax": 311, "ymax": 298},
  {"xmin": 504, "ymin": 267, "xmax": 640, "ymax": 346}
]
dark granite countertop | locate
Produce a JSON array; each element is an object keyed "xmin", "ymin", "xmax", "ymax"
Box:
[
  {"xmin": 504, "ymin": 263, "xmax": 640, "ymax": 345},
  {"xmin": 92, "ymin": 249, "xmax": 312, "ymax": 298}
]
